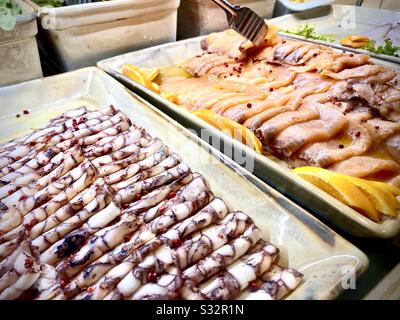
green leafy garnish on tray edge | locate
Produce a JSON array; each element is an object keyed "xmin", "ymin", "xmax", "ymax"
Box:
[
  {"xmin": 0, "ymin": 0, "xmax": 22, "ymax": 31},
  {"xmin": 363, "ymin": 39, "xmax": 400, "ymax": 57},
  {"xmin": 33, "ymin": 0, "xmax": 64, "ymax": 8},
  {"xmin": 280, "ymin": 24, "xmax": 336, "ymax": 43}
]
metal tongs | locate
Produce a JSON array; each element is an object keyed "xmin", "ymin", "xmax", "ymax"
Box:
[{"xmin": 212, "ymin": 0, "xmax": 269, "ymax": 45}]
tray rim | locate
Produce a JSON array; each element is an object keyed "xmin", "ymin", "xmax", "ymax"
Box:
[
  {"xmin": 97, "ymin": 37, "xmax": 400, "ymax": 239},
  {"xmin": 0, "ymin": 66, "xmax": 369, "ymax": 300},
  {"xmin": 270, "ymin": 4, "xmax": 400, "ymax": 65}
]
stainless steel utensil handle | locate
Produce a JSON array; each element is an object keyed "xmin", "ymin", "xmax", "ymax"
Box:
[{"xmin": 212, "ymin": 0, "xmax": 237, "ymax": 16}]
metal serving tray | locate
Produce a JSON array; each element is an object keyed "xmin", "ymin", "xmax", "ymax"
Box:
[
  {"xmin": 0, "ymin": 67, "xmax": 368, "ymax": 300},
  {"xmin": 270, "ymin": 4, "xmax": 400, "ymax": 64},
  {"xmin": 98, "ymin": 37, "xmax": 400, "ymax": 239}
]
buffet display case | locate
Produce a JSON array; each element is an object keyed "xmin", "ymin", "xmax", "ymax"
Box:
[{"xmin": 0, "ymin": 1, "xmax": 399, "ymax": 301}]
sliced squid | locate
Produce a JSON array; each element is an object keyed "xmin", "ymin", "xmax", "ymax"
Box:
[
  {"xmin": 75, "ymin": 197, "xmax": 223, "ymax": 300},
  {"xmin": 0, "ymin": 160, "xmax": 95, "ymax": 229},
  {"xmin": 238, "ymin": 265, "xmax": 303, "ymax": 300},
  {"xmin": 185, "ymin": 243, "xmax": 280, "ymax": 300},
  {"xmin": 0, "ymin": 146, "xmax": 84, "ymax": 208},
  {"xmin": 32, "ymin": 184, "xmax": 114, "ymax": 253},
  {"xmin": 115, "ymin": 163, "xmax": 191, "ymax": 204},
  {"xmin": 0, "ymin": 138, "xmax": 78, "ymax": 179},
  {"xmin": 141, "ymin": 174, "xmax": 207, "ymax": 223},
  {"xmin": 79, "ymin": 120, "xmax": 131, "ymax": 147},
  {"xmin": 33, "ymin": 264, "xmax": 62, "ymax": 300},
  {"xmin": 174, "ymin": 211, "xmax": 253, "ymax": 270},
  {"xmin": 57, "ymin": 213, "xmax": 141, "ymax": 279},
  {"xmin": 40, "ymin": 200, "xmax": 122, "ymax": 265},
  {"xmin": 97, "ymin": 139, "xmax": 165, "ymax": 177},
  {"xmin": 182, "ymin": 224, "xmax": 264, "ymax": 285},
  {"xmin": 0, "ymin": 239, "xmax": 31, "ymax": 277},
  {"xmin": 106, "ymin": 150, "xmax": 176, "ymax": 187},
  {"xmin": 85, "ymin": 127, "xmax": 148, "ymax": 159},
  {"xmin": 0, "ymin": 247, "xmax": 40, "ymax": 300},
  {"xmin": 129, "ymin": 267, "xmax": 182, "ymax": 300},
  {"xmin": 29, "ymin": 180, "xmax": 114, "ymax": 240},
  {"xmin": 63, "ymin": 226, "xmax": 155, "ymax": 299},
  {"xmin": 0, "ymin": 161, "xmax": 97, "ymax": 243},
  {"xmin": 122, "ymin": 173, "xmax": 194, "ymax": 217},
  {"xmin": 148, "ymin": 191, "xmax": 212, "ymax": 235}
]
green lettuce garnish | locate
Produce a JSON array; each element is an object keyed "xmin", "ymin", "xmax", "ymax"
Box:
[
  {"xmin": 363, "ymin": 39, "xmax": 400, "ymax": 57},
  {"xmin": 281, "ymin": 24, "xmax": 335, "ymax": 43},
  {"xmin": 0, "ymin": 0, "xmax": 22, "ymax": 31},
  {"xmin": 33, "ymin": 0, "xmax": 64, "ymax": 8}
]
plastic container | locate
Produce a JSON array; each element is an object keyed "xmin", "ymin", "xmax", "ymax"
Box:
[
  {"xmin": 0, "ymin": 0, "xmax": 42, "ymax": 86},
  {"xmin": 177, "ymin": 0, "xmax": 276, "ymax": 40},
  {"xmin": 25, "ymin": 0, "xmax": 180, "ymax": 71}
]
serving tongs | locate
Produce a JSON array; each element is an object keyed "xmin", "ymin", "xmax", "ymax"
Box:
[{"xmin": 212, "ymin": 0, "xmax": 269, "ymax": 45}]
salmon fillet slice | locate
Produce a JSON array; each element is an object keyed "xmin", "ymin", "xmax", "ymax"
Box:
[
  {"xmin": 329, "ymin": 156, "xmax": 399, "ymax": 178},
  {"xmin": 297, "ymin": 121, "xmax": 372, "ymax": 168},
  {"xmin": 271, "ymin": 104, "xmax": 348, "ymax": 157},
  {"xmin": 256, "ymin": 104, "xmax": 320, "ymax": 144}
]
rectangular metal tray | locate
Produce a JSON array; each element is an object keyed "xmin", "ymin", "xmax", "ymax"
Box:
[
  {"xmin": 270, "ymin": 4, "xmax": 400, "ymax": 64},
  {"xmin": 97, "ymin": 36, "xmax": 400, "ymax": 239},
  {"xmin": 0, "ymin": 67, "xmax": 368, "ymax": 300}
]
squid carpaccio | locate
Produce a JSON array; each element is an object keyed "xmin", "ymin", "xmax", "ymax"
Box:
[
  {"xmin": 160, "ymin": 29, "xmax": 400, "ymax": 187},
  {"xmin": 0, "ymin": 106, "xmax": 303, "ymax": 300}
]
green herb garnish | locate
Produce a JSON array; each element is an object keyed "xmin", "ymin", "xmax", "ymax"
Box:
[
  {"xmin": 0, "ymin": 0, "xmax": 22, "ymax": 31},
  {"xmin": 33, "ymin": 0, "xmax": 64, "ymax": 8},
  {"xmin": 281, "ymin": 24, "xmax": 335, "ymax": 43},
  {"xmin": 363, "ymin": 39, "xmax": 400, "ymax": 57}
]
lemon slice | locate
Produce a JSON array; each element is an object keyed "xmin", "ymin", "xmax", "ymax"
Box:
[
  {"xmin": 192, "ymin": 110, "xmax": 263, "ymax": 154},
  {"xmin": 161, "ymin": 91, "xmax": 179, "ymax": 104},
  {"xmin": 348, "ymin": 177, "xmax": 398, "ymax": 217},
  {"xmin": 122, "ymin": 64, "xmax": 147, "ymax": 87},
  {"xmin": 370, "ymin": 181, "xmax": 400, "ymax": 196},
  {"xmin": 294, "ymin": 167, "xmax": 379, "ymax": 221},
  {"xmin": 221, "ymin": 118, "xmax": 263, "ymax": 154},
  {"xmin": 139, "ymin": 68, "xmax": 160, "ymax": 82},
  {"xmin": 192, "ymin": 109, "xmax": 226, "ymax": 131}
]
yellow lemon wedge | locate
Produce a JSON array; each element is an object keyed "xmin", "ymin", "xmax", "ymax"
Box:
[
  {"xmin": 347, "ymin": 177, "xmax": 399, "ymax": 217},
  {"xmin": 192, "ymin": 110, "xmax": 263, "ymax": 154},
  {"xmin": 370, "ymin": 181, "xmax": 400, "ymax": 196},
  {"xmin": 121, "ymin": 64, "xmax": 161, "ymax": 93},
  {"xmin": 192, "ymin": 109, "xmax": 226, "ymax": 130},
  {"xmin": 122, "ymin": 64, "xmax": 147, "ymax": 87},
  {"xmin": 293, "ymin": 167, "xmax": 379, "ymax": 221},
  {"xmin": 220, "ymin": 118, "xmax": 263, "ymax": 154},
  {"xmin": 139, "ymin": 67, "xmax": 160, "ymax": 82},
  {"xmin": 161, "ymin": 91, "xmax": 179, "ymax": 104}
]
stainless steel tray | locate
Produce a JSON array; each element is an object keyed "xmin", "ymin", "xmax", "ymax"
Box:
[
  {"xmin": 97, "ymin": 37, "xmax": 400, "ymax": 238},
  {"xmin": 270, "ymin": 4, "xmax": 400, "ymax": 64},
  {"xmin": 0, "ymin": 67, "xmax": 368, "ymax": 300}
]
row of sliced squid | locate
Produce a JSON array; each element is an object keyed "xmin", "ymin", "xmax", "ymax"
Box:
[{"xmin": 0, "ymin": 106, "xmax": 303, "ymax": 300}]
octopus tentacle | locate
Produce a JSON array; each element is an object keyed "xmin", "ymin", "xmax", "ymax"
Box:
[
  {"xmin": 182, "ymin": 225, "xmax": 264, "ymax": 285},
  {"xmin": 85, "ymin": 128, "xmax": 148, "ymax": 159},
  {"xmin": 0, "ymin": 244, "xmax": 40, "ymax": 300},
  {"xmin": 29, "ymin": 179, "xmax": 114, "ymax": 240},
  {"xmin": 185, "ymin": 242, "xmax": 279, "ymax": 300},
  {"xmin": 40, "ymin": 200, "xmax": 122, "ymax": 265},
  {"xmin": 115, "ymin": 163, "xmax": 191, "ymax": 204},
  {"xmin": 97, "ymin": 139, "xmax": 165, "ymax": 177},
  {"xmin": 0, "ymin": 161, "xmax": 97, "ymax": 243},
  {"xmin": 0, "ymin": 146, "xmax": 84, "ymax": 208},
  {"xmin": 105, "ymin": 150, "xmax": 176, "ymax": 186},
  {"xmin": 32, "ymin": 184, "xmax": 114, "ymax": 253},
  {"xmin": 57, "ymin": 213, "xmax": 141, "ymax": 279}
]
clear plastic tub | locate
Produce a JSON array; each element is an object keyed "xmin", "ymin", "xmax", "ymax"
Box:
[
  {"xmin": 177, "ymin": 0, "xmax": 276, "ymax": 40},
  {"xmin": 26, "ymin": 0, "xmax": 180, "ymax": 71},
  {"xmin": 0, "ymin": 0, "xmax": 42, "ymax": 86}
]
